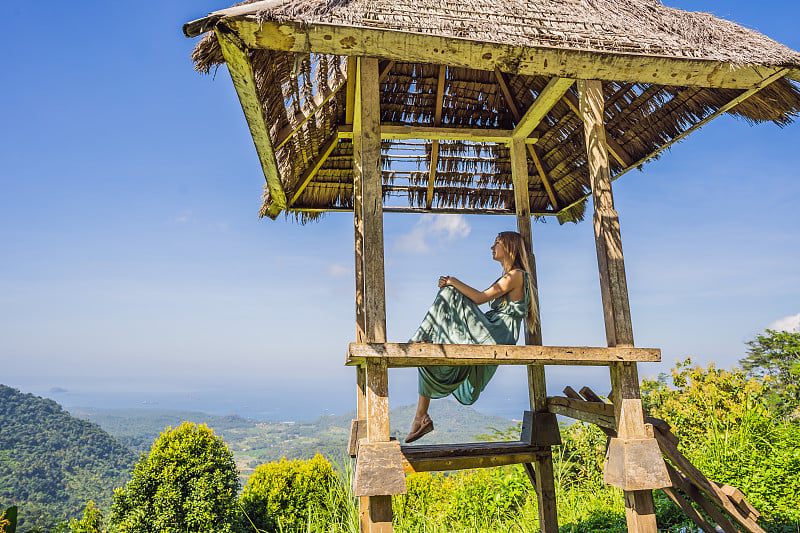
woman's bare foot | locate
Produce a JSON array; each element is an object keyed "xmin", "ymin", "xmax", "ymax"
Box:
[{"xmin": 405, "ymin": 414, "xmax": 434, "ymax": 443}]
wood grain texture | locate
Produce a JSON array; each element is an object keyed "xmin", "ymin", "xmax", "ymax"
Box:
[
  {"xmin": 215, "ymin": 28, "xmax": 286, "ymax": 218},
  {"xmin": 224, "ymin": 19, "xmax": 787, "ymax": 89},
  {"xmin": 347, "ymin": 343, "xmax": 660, "ymax": 366},
  {"xmin": 353, "ymin": 441, "xmax": 407, "ymax": 496},
  {"xmin": 520, "ymin": 411, "xmax": 562, "ymax": 446},
  {"xmin": 603, "ymin": 438, "xmax": 671, "ymax": 491},
  {"xmin": 513, "ymin": 78, "xmax": 575, "ymax": 139},
  {"xmin": 401, "ymin": 441, "xmax": 547, "ymax": 473}
]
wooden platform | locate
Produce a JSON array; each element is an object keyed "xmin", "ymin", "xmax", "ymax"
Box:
[
  {"xmin": 400, "ymin": 441, "xmax": 547, "ymax": 473},
  {"xmin": 347, "ymin": 343, "xmax": 660, "ymax": 367}
]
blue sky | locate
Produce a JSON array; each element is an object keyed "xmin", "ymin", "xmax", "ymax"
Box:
[{"xmin": 1, "ymin": 0, "xmax": 798, "ymax": 420}]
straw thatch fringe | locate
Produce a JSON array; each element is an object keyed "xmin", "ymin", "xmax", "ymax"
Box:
[{"xmin": 190, "ymin": 0, "xmax": 800, "ymax": 224}]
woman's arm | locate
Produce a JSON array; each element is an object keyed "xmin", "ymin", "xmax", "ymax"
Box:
[{"xmin": 439, "ymin": 270, "xmax": 523, "ymax": 305}]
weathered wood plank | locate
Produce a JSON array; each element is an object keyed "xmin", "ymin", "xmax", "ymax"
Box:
[
  {"xmin": 401, "ymin": 441, "xmax": 546, "ymax": 473},
  {"xmin": 353, "ymin": 441, "xmax": 407, "ymax": 496},
  {"xmin": 347, "ymin": 342, "xmax": 661, "ymax": 366},
  {"xmin": 349, "ymin": 419, "xmax": 366, "ymax": 457},
  {"xmin": 603, "ymin": 437, "xmax": 671, "ymax": 491},
  {"xmin": 513, "ymin": 77, "xmax": 575, "ymax": 139},
  {"xmin": 291, "ymin": 205, "xmax": 556, "ymax": 216},
  {"xmin": 345, "ymin": 57, "xmax": 357, "ymax": 125},
  {"xmin": 547, "ymin": 396, "xmax": 616, "ymax": 417},
  {"xmin": 215, "ymin": 19, "xmax": 787, "ymax": 89},
  {"xmin": 666, "ymin": 463, "xmax": 744, "ymax": 533},
  {"xmin": 661, "ymin": 486, "xmax": 719, "ymax": 533},
  {"xmin": 547, "ymin": 403, "xmax": 616, "ymax": 429},
  {"xmin": 337, "ymin": 124, "xmax": 529, "ymax": 143},
  {"xmin": 215, "ymin": 28, "xmax": 286, "ymax": 218},
  {"xmin": 520, "ymin": 411, "xmax": 562, "ymax": 446},
  {"xmin": 655, "ymin": 426, "xmax": 766, "ymax": 533}
]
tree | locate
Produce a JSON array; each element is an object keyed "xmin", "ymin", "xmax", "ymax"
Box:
[
  {"xmin": 740, "ymin": 329, "xmax": 800, "ymax": 416},
  {"xmin": 238, "ymin": 455, "xmax": 343, "ymax": 533},
  {"xmin": 68, "ymin": 501, "xmax": 103, "ymax": 533},
  {"xmin": 110, "ymin": 422, "xmax": 239, "ymax": 533}
]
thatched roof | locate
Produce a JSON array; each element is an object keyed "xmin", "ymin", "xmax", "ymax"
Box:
[{"xmin": 185, "ymin": 0, "xmax": 800, "ymax": 223}]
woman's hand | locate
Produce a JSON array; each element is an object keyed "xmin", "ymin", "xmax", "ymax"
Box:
[{"xmin": 438, "ymin": 276, "xmax": 454, "ymax": 288}]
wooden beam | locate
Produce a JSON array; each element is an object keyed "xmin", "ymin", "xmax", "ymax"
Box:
[
  {"xmin": 613, "ymin": 68, "xmax": 790, "ymax": 181},
  {"xmin": 665, "ymin": 463, "xmax": 744, "ymax": 533},
  {"xmin": 579, "ymin": 79, "xmax": 659, "ymax": 533},
  {"xmin": 661, "ymin": 486, "xmax": 719, "ymax": 533},
  {"xmin": 291, "ymin": 206, "xmax": 559, "ymax": 215},
  {"xmin": 496, "ymin": 69, "xmax": 560, "ymax": 210},
  {"xmin": 557, "ymin": 67, "xmax": 792, "ymax": 217},
  {"xmin": 356, "ymin": 56, "xmax": 393, "ymax": 533},
  {"xmin": 338, "ymin": 124, "xmax": 531, "ymax": 143},
  {"xmin": 655, "ymin": 427, "xmax": 766, "ymax": 533},
  {"xmin": 345, "ymin": 57, "xmax": 357, "ymax": 125},
  {"xmin": 288, "ymin": 134, "xmax": 340, "ymax": 206},
  {"xmin": 215, "ymin": 28, "xmax": 286, "ymax": 218},
  {"xmin": 400, "ymin": 441, "xmax": 546, "ymax": 473},
  {"xmin": 347, "ymin": 343, "xmax": 660, "ymax": 366},
  {"xmin": 214, "ymin": 19, "xmax": 787, "ymax": 89},
  {"xmin": 561, "ymin": 90, "xmax": 633, "ymax": 167},
  {"xmin": 378, "ymin": 60, "xmax": 395, "ymax": 83},
  {"xmin": 513, "ymin": 77, "xmax": 575, "ymax": 140},
  {"xmin": 427, "ymin": 65, "xmax": 447, "ymax": 208},
  {"xmin": 528, "ymin": 145, "xmax": 560, "ymax": 210}
]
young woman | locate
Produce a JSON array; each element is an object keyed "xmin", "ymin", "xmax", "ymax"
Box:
[{"xmin": 405, "ymin": 231, "xmax": 538, "ymax": 443}]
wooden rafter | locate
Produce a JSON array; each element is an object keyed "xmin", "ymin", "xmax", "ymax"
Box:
[
  {"xmin": 378, "ymin": 61, "xmax": 395, "ymax": 83},
  {"xmin": 288, "ymin": 134, "xmax": 340, "ymax": 206},
  {"xmin": 290, "ymin": 206, "xmax": 557, "ymax": 216},
  {"xmin": 215, "ymin": 27, "xmax": 286, "ymax": 219},
  {"xmin": 192, "ymin": 19, "xmax": 790, "ymax": 90},
  {"xmin": 561, "ymin": 91, "xmax": 633, "ymax": 167},
  {"xmin": 338, "ymin": 124, "xmax": 535, "ymax": 143},
  {"xmin": 513, "ymin": 77, "xmax": 576, "ymax": 139},
  {"xmin": 345, "ymin": 57, "xmax": 357, "ymax": 125},
  {"xmin": 426, "ymin": 65, "xmax": 447, "ymax": 208},
  {"xmin": 494, "ymin": 69, "xmax": 561, "ymax": 210},
  {"xmin": 559, "ymin": 68, "xmax": 791, "ymax": 215}
]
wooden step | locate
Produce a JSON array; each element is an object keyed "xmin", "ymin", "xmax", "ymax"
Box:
[
  {"xmin": 347, "ymin": 342, "xmax": 660, "ymax": 367},
  {"xmin": 400, "ymin": 441, "xmax": 548, "ymax": 473}
]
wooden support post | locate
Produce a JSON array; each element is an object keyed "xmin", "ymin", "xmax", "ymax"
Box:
[
  {"xmin": 354, "ymin": 56, "xmax": 392, "ymax": 533},
  {"xmin": 510, "ymin": 138, "xmax": 558, "ymax": 533},
  {"xmin": 215, "ymin": 27, "xmax": 286, "ymax": 219},
  {"xmin": 579, "ymin": 79, "xmax": 660, "ymax": 533}
]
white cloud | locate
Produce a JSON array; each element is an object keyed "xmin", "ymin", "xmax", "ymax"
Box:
[
  {"xmin": 328, "ymin": 263, "xmax": 351, "ymax": 277},
  {"xmin": 767, "ymin": 313, "xmax": 800, "ymax": 333},
  {"xmin": 173, "ymin": 212, "xmax": 191, "ymax": 224},
  {"xmin": 395, "ymin": 215, "xmax": 471, "ymax": 254}
]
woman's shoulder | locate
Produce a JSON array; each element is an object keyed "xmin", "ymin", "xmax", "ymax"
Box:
[{"xmin": 505, "ymin": 269, "xmax": 526, "ymax": 285}]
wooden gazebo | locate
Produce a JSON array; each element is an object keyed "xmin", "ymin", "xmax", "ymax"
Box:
[{"xmin": 184, "ymin": 1, "xmax": 800, "ymax": 531}]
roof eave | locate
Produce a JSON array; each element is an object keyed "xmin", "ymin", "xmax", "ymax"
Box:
[{"xmin": 187, "ymin": 15, "xmax": 794, "ymax": 90}]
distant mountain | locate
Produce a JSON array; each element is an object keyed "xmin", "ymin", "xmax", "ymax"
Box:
[
  {"xmin": 0, "ymin": 385, "xmax": 137, "ymax": 532},
  {"xmin": 74, "ymin": 400, "xmax": 514, "ymax": 479}
]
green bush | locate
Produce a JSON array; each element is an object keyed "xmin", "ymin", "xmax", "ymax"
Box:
[
  {"xmin": 237, "ymin": 454, "xmax": 344, "ymax": 533},
  {"xmin": 110, "ymin": 422, "xmax": 239, "ymax": 533},
  {"xmin": 68, "ymin": 501, "xmax": 103, "ymax": 533}
]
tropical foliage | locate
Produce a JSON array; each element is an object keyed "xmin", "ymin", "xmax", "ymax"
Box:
[{"xmin": 109, "ymin": 422, "xmax": 239, "ymax": 533}]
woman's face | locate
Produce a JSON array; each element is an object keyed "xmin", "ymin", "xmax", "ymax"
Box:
[{"xmin": 491, "ymin": 236, "xmax": 507, "ymax": 263}]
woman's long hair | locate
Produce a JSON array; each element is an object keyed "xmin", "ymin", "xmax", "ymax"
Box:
[{"xmin": 497, "ymin": 231, "xmax": 540, "ymax": 333}]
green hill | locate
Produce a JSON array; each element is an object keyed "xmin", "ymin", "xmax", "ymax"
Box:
[
  {"xmin": 74, "ymin": 400, "xmax": 513, "ymax": 479},
  {"xmin": 0, "ymin": 385, "xmax": 137, "ymax": 531}
]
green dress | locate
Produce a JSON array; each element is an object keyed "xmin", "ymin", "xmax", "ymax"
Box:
[{"xmin": 409, "ymin": 273, "xmax": 530, "ymax": 405}]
